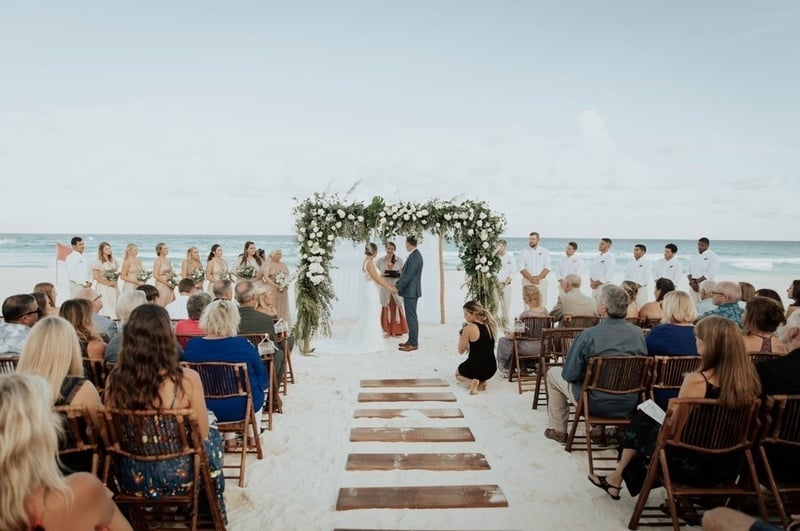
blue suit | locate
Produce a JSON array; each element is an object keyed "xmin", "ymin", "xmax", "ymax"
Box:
[{"xmin": 396, "ymin": 248, "xmax": 423, "ymax": 346}]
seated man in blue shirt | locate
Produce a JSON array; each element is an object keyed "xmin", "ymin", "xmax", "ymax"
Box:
[
  {"xmin": 698, "ymin": 280, "xmax": 743, "ymax": 329},
  {"xmin": 544, "ymin": 284, "xmax": 647, "ymax": 443}
]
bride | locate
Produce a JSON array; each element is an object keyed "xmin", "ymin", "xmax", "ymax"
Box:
[{"xmin": 320, "ymin": 242, "xmax": 398, "ymax": 354}]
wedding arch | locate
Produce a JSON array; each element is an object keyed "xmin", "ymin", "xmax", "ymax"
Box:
[{"xmin": 292, "ymin": 193, "xmax": 506, "ymax": 353}]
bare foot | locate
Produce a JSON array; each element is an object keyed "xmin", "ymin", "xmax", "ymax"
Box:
[
  {"xmin": 469, "ymin": 379, "xmax": 479, "ymax": 395},
  {"xmin": 478, "ymin": 381, "xmax": 487, "ymax": 391}
]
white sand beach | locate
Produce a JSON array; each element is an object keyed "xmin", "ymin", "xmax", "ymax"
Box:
[{"xmin": 4, "ymin": 266, "xmax": 796, "ymax": 530}]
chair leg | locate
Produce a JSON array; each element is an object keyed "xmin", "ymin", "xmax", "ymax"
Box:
[
  {"xmin": 628, "ymin": 450, "xmax": 663, "ymax": 530},
  {"xmin": 565, "ymin": 397, "xmax": 583, "ymax": 452},
  {"xmin": 745, "ymin": 449, "xmax": 769, "ymax": 524},
  {"xmin": 285, "ymin": 342, "xmax": 295, "ymax": 384},
  {"xmin": 584, "ymin": 406, "xmax": 595, "ymax": 475},
  {"xmin": 759, "ymin": 446, "xmax": 790, "ymax": 529}
]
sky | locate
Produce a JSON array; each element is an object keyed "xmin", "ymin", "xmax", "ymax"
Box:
[{"xmin": 1, "ymin": 1, "xmax": 798, "ymax": 239}]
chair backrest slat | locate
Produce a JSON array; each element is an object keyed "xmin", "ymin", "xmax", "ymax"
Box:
[
  {"xmin": 749, "ymin": 352, "xmax": 781, "ymax": 364},
  {"xmin": 586, "ymin": 355, "xmax": 653, "ymax": 396},
  {"xmin": 0, "ymin": 354, "xmax": 19, "ymax": 374},
  {"xmin": 652, "ymin": 356, "xmax": 702, "ymax": 392},
  {"xmin": 562, "ymin": 315, "xmax": 600, "ymax": 329},
  {"xmin": 763, "ymin": 395, "xmax": 800, "ymax": 447},
  {"xmin": 518, "ymin": 316, "xmax": 555, "ymax": 340},
  {"xmin": 666, "ymin": 398, "xmax": 760, "ymax": 453}
]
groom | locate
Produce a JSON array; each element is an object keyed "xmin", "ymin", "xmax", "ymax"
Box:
[{"xmin": 396, "ymin": 235, "xmax": 423, "ymax": 352}]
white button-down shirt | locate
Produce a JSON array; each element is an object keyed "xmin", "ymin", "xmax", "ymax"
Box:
[
  {"xmin": 518, "ymin": 246, "xmax": 551, "ymax": 278},
  {"xmin": 624, "ymin": 257, "xmax": 653, "ymax": 287},
  {"xmin": 498, "ymin": 252, "xmax": 517, "ymax": 283},
  {"xmin": 65, "ymin": 251, "xmax": 92, "ymax": 285},
  {"xmin": 688, "ymin": 250, "xmax": 719, "ymax": 280},
  {"xmin": 557, "ymin": 254, "xmax": 583, "ymax": 279},
  {"xmin": 590, "ymin": 251, "xmax": 616, "ymax": 283},
  {"xmin": 654, "ymin": 257, "xmax": 683, "ymax": 284}
]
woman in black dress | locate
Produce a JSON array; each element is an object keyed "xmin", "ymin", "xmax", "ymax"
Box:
[{"xmin": 456, "ymin": 300, "xmax": 498, "ymax": 395}]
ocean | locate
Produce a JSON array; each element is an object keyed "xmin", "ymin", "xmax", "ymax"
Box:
[{"xmin": 1, "ymin": 233, "xmax": 799, "ymax": 278}]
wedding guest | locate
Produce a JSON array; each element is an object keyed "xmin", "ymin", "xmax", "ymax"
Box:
[
  {"xmin": 695, "ymin": 279, "xmax": 717, "ymax": 315},
  {"xmin": 254, "ymin": 284, "xmax": 278, "ymax": 318},
  {"xmin": 76, "ymin": 287, "xmax": 118, "ymax": 340},
  {"xmin": 754, "ymin": 288, "xmax": 783, "ymax": 305},
  {"xmin": 59, "ymin": 299, "xmax": 106, "ymax": 360},
  {"xmin": 264, "ymin": 248, "xmax": 292, "ymax": 329},
  {"xmin": 212, "ymin": 279, "xmax": 233, "ymax": 300},
  {"xmin": 181, "ymin": 246, "xmax": 205, "ymax": 289},
  {"xmin": 738, "ymin": 281, "xmax": 756, "ymax": 307},
  {"xmin": 699, "ymin": 280, "xmax": 744, "ymax": 328},
  {"xmin": 786, "ymin": 279, "xmax": 800, "ymax": 319},
  {"xmin": 495, "ymin": 239, "xmax": 517, "ymax": 327},
  {"xmin": 33, "ymin": 282, "xmax": 59, "ymax": 315},
  {"xmin": 702, "ymin": 507, "xmax": 793, "ymax": 531},
  {"xmin": 621, "ymin": 281, "xmax": 641, "ymax": 319},
  {"xmin": 17, "ymin": 316, "xmax": 102, "ymax": 472},
  {"xmin": 152, "ymin": 242, "xmax": 175, "ymax": 307},
  {"xmin": 0, "ymin": 293, "xmax": 40, "ymax": 354},
  {"xmin": 456, "ymin": 301, "xmax": 498, "ymax": 395},
  {"xmin": 758, "ymin": 310, "xmax": 800, "ymax": 395},
  {"xmin": 741, "ymin": 296, "xmax": 788, "ymax": 354},
  {"xmin": 549, "ymin": 274, "xmax": 597, "ymax": 324},
  {"xmin": 120, "ymin": 243, "xmax": 145, "ymax": 292},
  {"xmin": 205, "ymin": 244, "xmax": 229, "ymax": 295},
  {"xmin": 235, "ymin": 241, "xmax": 265, "ymax": 286},
  {"xmin": 376, "ymin": 242, "xmax": 408, "ymax": 337},
  {"xmin": 587, "ymin": 316, "xmax": 760, "ymax": 499},
  {"xmin": 638, "ymin": 278, "xmax": 675, "ymax": 322},
  {"xmin": 165, "ymin": 278, "xmax": 196, "ymax": 320},
  {"xmin": 183, "ymin": 299, "xmax": 268, "ymax": 442},
  {"xmin": 104, "ymin": 290, "xmax": 147, "ymax": 364},
  {"xmin": 136, "ymin": 283, "xmax": 159, "ymax": 303},
  {"xmin": 175, "ymin": 292, "xmax": 212, "ymax": 337},
  {"xmin": 104, "ymin": 304, "xmax": 226, "ymax": 522},
  {"xmin": 495, "ymin": 285, "xmax": 549, "ymax": 377},
  {"xmin": 0, "ymin": 373, "xmax": 131, "ymax": 531},
  {"xmin": 31, "ymin": 292, "xmax": 48, "ymax": 321},
  {"xmin": 92, "ymin": 241, "xmax": 120, "ymax": 319},
  {"xmin": 65, "ymin": 236, "xmax": 93, "ymax": 298}
]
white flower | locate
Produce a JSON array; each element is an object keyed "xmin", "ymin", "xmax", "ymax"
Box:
[
  {"xmin": 454, "ymin": 221, "xmax": 461, "ymax": 228},
  {"xmin": 421, "ymin": 219, "xmax": 427, "ymax": 224},
  {"xmin": 309, "ymin": 262, "xmax": 324, "ymax": 274},
  {"xmin": 480, "ymin": 256, "xmax": 487, "ymax": 264},
  {"xmin": 335, "ymin": 221, "xmax": 342, "ymax": 228},
  {"xmin": 479, "ymin": 212, "xmax": 487, "ymax": 220},
  {"xmin": 467, "ymin": 229, "xmax": 474, "ymax": 236},
  {"xmin": 317, "ymin": 208, "xmax": 325, "ymax": 216},
  {"xmin": 419, "ymin": 209, "xmax": 428, "ymax": 216},
  {"xmin": 444, "ymin": 213, "xmax": 451, "ymax": 221},
  {"xmin": 403, "ymin": 214, "xmax": 410, "ymax": 220},
  {"xmin": 480, "ymin": 230, "xmax": 488, "ymax": 241},
  {"xmin": 482, "ymin": 241, "xmax": 489, "ymax": 249},
  {"xmin": 327, "ymin": 234, "xmax": 334, "ymax": 241},
  {"xmin": 357, "ymin": 215, "xmax": 364, "ymax": 222},
  {"xmin": 316, "ymin": 231, "xmax": 323, "ymax": 237},
  {"xmin": 310, "ymin": 274, "xmax": 325, "ymax": 285},
  {"xmin": 337, "ymin": 209, "xmax": 345, "ymax": 218},
  {"xmin": 476, "ymin": 220, "xmax": 483, "ymax": 227},
  {"xmin": 487, "ymin": 261, "xmax": 492, "ymax": 266}
]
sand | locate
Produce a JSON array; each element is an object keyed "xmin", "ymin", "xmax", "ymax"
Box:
[{"xmin": 4, "ymin": 266, "xmax": 794, "ymax": 530}]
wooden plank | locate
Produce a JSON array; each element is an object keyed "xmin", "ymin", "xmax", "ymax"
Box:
[
  {"xmin": 346, "ymin": 452, "xmax": 490, "ymax": 471},
  {"xmin": 350, "ymin": 427, "xmax": 474, "ymax": 443},
  {"xmin": 336, "ymin": 484, "xmax": 508, "ymax": 510},
  {"xmin": 360, "ymin": 378, "xmax": 448, "ymax": 388},
  {"xmin": 357, "ymin": 392, "xmax": 457, "ymax": 403},
  {"xmin": 353, "ymin": 408, "xmax": 464, "ymax": 419}
]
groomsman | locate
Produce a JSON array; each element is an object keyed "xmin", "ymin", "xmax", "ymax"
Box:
[
  {"xmin": 589, "ymin": 238, "xmax": 616, "ymax": 299},
  {"xmin": 687, "ymin": 237, "xmax": 719, "ymax": 303},
  {"xmin": 518, "ymin": 232, "xmax": 551, "ymax": 307},
  {"xmin": 624, "ymin": 244, "xmax": 652, "ymax": 307},
  {"xmin": 556, "ymin": 241, "xmax": 583, "ymax": 294},
  {"xmin": 397, "ymin": 235, "xmax": 423, "ymax": 352},
  {"xmin": 496, "ymin": 240, "xmax": 516, "ymax": 328},
  {"xmin": 654, "ymin": 243, "xmax": 683, "ymax": 285}
]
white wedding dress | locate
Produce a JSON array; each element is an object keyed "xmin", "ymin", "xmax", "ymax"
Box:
[{"xmin": 316, "ymin": 259, "xmax": 385, "ymax": 354}]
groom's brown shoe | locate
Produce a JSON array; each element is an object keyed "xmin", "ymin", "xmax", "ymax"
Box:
[
  {"xmin": 398, "ymin": 342, "xmax": 409, "ymax": 347},
  {"xmin": 399, "ymin": 345, "xmax": 418, "ymax": 352}
]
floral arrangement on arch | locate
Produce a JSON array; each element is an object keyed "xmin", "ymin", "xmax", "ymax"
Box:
[{"xmin": 292, "ymin": 193, "xmax": 506, "ymax": 353}]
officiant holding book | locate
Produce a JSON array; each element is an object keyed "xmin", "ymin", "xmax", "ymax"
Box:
[{"xmin": 377, "ymin": 242, "xmax": 409, "ymax": 337}]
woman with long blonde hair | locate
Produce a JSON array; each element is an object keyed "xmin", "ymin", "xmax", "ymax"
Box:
[
  {"xmin": 181, "ymin": 246, "xmax": 204, "ymax": 289},
  {"xmin": 120, "ymin": 243, "xmax": 144, "ymax": 292},
  {"xmin": 456, "ymin": 300, "xmax": 498, "ymax": 395},
  {"xmin": 0, "ymin": 373, "xmax": 131, "ymax": 530}
]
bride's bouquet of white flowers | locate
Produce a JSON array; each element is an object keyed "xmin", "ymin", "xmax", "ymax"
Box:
[{"xmin": 236, "ymin": 265, "xmax": 258, "ymax": 279}]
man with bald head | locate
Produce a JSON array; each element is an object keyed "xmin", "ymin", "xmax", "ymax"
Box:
[
  {"xmin": 549, "ymin": 274, "xmax": 597, "ymax": 324},
  {"xmin": 698, "ymin": 280, "xmax": 743, "ymax": 328}
]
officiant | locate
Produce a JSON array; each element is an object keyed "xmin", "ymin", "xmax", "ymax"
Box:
[{"xmin": 376, "ymin": 242, "xmax": 409, "ymax": 337}]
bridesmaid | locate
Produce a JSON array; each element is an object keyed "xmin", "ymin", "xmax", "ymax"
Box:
[
  {"xmin": 235, "ymin": 241, "xmax": 264, "ymax": 285},
  {"xmin": 264, "ymin": 248, "xmax": 292, "ymax": 329},
  {"xmin": 181, "ymin": 246, "xmax": 204, "ymax": 290},
  {"xmin": 92, "ymin": 242, "xmax": 120, "ymax": 319},
  {"xmin": 152, "ymin": 242, "xmax": 175, "ymax": 307},
  {"xmin": 120, "ymin": 243, "xmax": 144, "ymax": 292},
  {"xmin": 205, "ymin": 244, "xmax": 229, "ymax": 295},
  {"xmin": 376, "ymin": 242, "xmax": 408, "ymax": 337}
]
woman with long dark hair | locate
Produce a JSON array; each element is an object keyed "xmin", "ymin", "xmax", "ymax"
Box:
[
  {"xmin": 205, "ymin": 244, "xmax": 229, "ymax": 295},
  {"xmin": 235, "ymin": 240, "xmax": 265, "ymax": 286},
  {"xmin": 785, "ymin": 279, "xmax": 800, "ymax": 319}
]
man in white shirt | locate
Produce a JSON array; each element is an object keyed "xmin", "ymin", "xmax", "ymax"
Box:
[
  {"xmin": 687, "ymin": 237, "xmax": 720, "ymax": 303},
  {"xmin": 624, "ymin": 244, "xmax": 653, "ymax": 307},
  {"xmin": 589, "ymin": 238, "xmax": 616, "ymax": 299},
  {"xmin": 518, "ymin": 232, "xmax": 551, "ymax": 307},
  {"xmin": 654, "ymin": 243, "xmax": 683, "ymax": 286},
  {"xmin": 556, "ymin": 241, "xmax": 583, "ymax": 292},
  {"xmin": 166, "ymin": 278, "xmax": 196, "ymax": 320},
  {"xmin": 496, "ymin": 239, "xmax": 517, "ymax": 328},
  {"xmin": 65, "ymin": 236, "xmax": 93, "ymax": 298}
]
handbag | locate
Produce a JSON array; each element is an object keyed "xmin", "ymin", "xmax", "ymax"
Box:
[{"xmin": 257, "ymin": 334, "xmax": 276, "ymax": 357}]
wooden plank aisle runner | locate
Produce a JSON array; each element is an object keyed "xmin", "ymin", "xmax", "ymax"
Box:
[
  {"xmin": 353, "ymin": 408, "xmax": 464, "ymax": 419},
  {"xmin": 359, "ymin": 378, "xmax": 449, "ymax": 388},
  {"xmin": 336, "ymin": 485, "xmax": 508, "ymax": 511},
  {"xmin": 357, "ymin": 391, "xmax": 457, "ymax": 402},
  {"xmin": 346, "ymin": 452, "xmax": 490, "ymax": 471},
  {"xmin": 350, "ymin": 427, "xmax": 475, "ymax": 443}
]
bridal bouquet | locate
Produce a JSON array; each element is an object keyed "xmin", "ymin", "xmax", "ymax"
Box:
[
  {"xmin": 165, "ymin": 269, "xmax": 181, "ymax": 289},
  {"xmin": 190, "ymin": 267, "xmax": 205, "ymax": 284},
  {"xmin": 136, "ymin": 269, "xmax": 153, "ymax": 283},
  {"xmin": 104, "ymin": 268, "xmax": 120, "ymax": 282},
  {"xmin": 235, "ymin": 264, "xmax": 258, "ymax": 279},
  {"xmin": 275, "ymin": 271, "xmax": 292, "ymax": 291}
]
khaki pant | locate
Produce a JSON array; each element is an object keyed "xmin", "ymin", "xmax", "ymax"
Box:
[{"xmin": 546, "ymin": 367, "xmax": 578, "ymax": 433}]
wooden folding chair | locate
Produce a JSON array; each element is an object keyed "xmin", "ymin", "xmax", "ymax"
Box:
[
  {"xmin": 240, "ymin": 333, "xmax": 277, "ymax": 419},
  {"xmin": 0, "ymin": 354, "xmax": 19, "ymax": 374},
  {"xmin": 82, "ymin": 358, "xmax": 109, "ymax": 396},
  {"xmin": 649, "ymin": 356, "xmax": 702, "ymax": 410},
  {"xmin": 640, "ymin": 317, "xmax": 662, "ymax": 329},
  {"xmin": 628, "ymin": 398, "xmax": 767, "ymax": 530},
  {"xmin": 749, "ymin": 352, "xmax": 782, "ymax": 364},
  {"xmin": 565, "ymin": 355, "xmax": 654, "ymax": 475},
  {"xmin": 55, "ymin": 404, "xmax": 101, "ymax": 476},
  {"xmin": 99, "ymin": 406, "xmax": 227, "ymax": 530},
  {"xmin": 626, "ymin": 317, "xmax": 644, "ymax": 327},
  {"xmin": 561, "ymin": 315, "xmax": 600, "ymax": 329},
  {"xmin": 508, "ymin": 316, "xmax": 554, "ymax": 394},
  {"xmin": 181, "ymin": 361, "xmax": 264, "ymax": 487},
  {"xmin": 532, "ymin": 328, "xmax": 582, "ymax": 410},
  {"xmin": 758, "ymin": 395, "xmax": 800, "ymax": 528}
]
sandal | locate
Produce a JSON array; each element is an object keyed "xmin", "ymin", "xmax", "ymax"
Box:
[{"xmin": 588, "ymin": 474, "xmax": 622, "ymax": 500}]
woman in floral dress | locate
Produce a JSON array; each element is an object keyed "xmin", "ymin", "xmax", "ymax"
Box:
[{"xmin": 93, "ymin": 241, "xmax": 120, "ymax": 318}]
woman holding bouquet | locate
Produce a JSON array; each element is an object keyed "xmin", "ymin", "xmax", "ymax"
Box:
[
  {"xmin": 120, "ymin": 243, "xmax": 146, "ymax": 293},
  {"xmin": 264, "ymin": 248, "xmax": 292, "ymax": 329},
  {"xmin": 93, "ymin": 241, "xmax": 120, "ymax": 318},
  {"xmin": 376, "ymin": 242, "xmax": 408, "ymax": 337},
  {"xmin": 181, "ymin": 246, "xmax": 205, "ymax": 290},
  {"xmin": 153, "ymin": 242, "xmax": 176, "ymax": 307},
  {"xmin": 205, "ymin": 244, "xmax": 230, "ymax": 295},
  {"xmin": 235, "ymin": 241, "xmax": 265, "ymax": 286}
]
